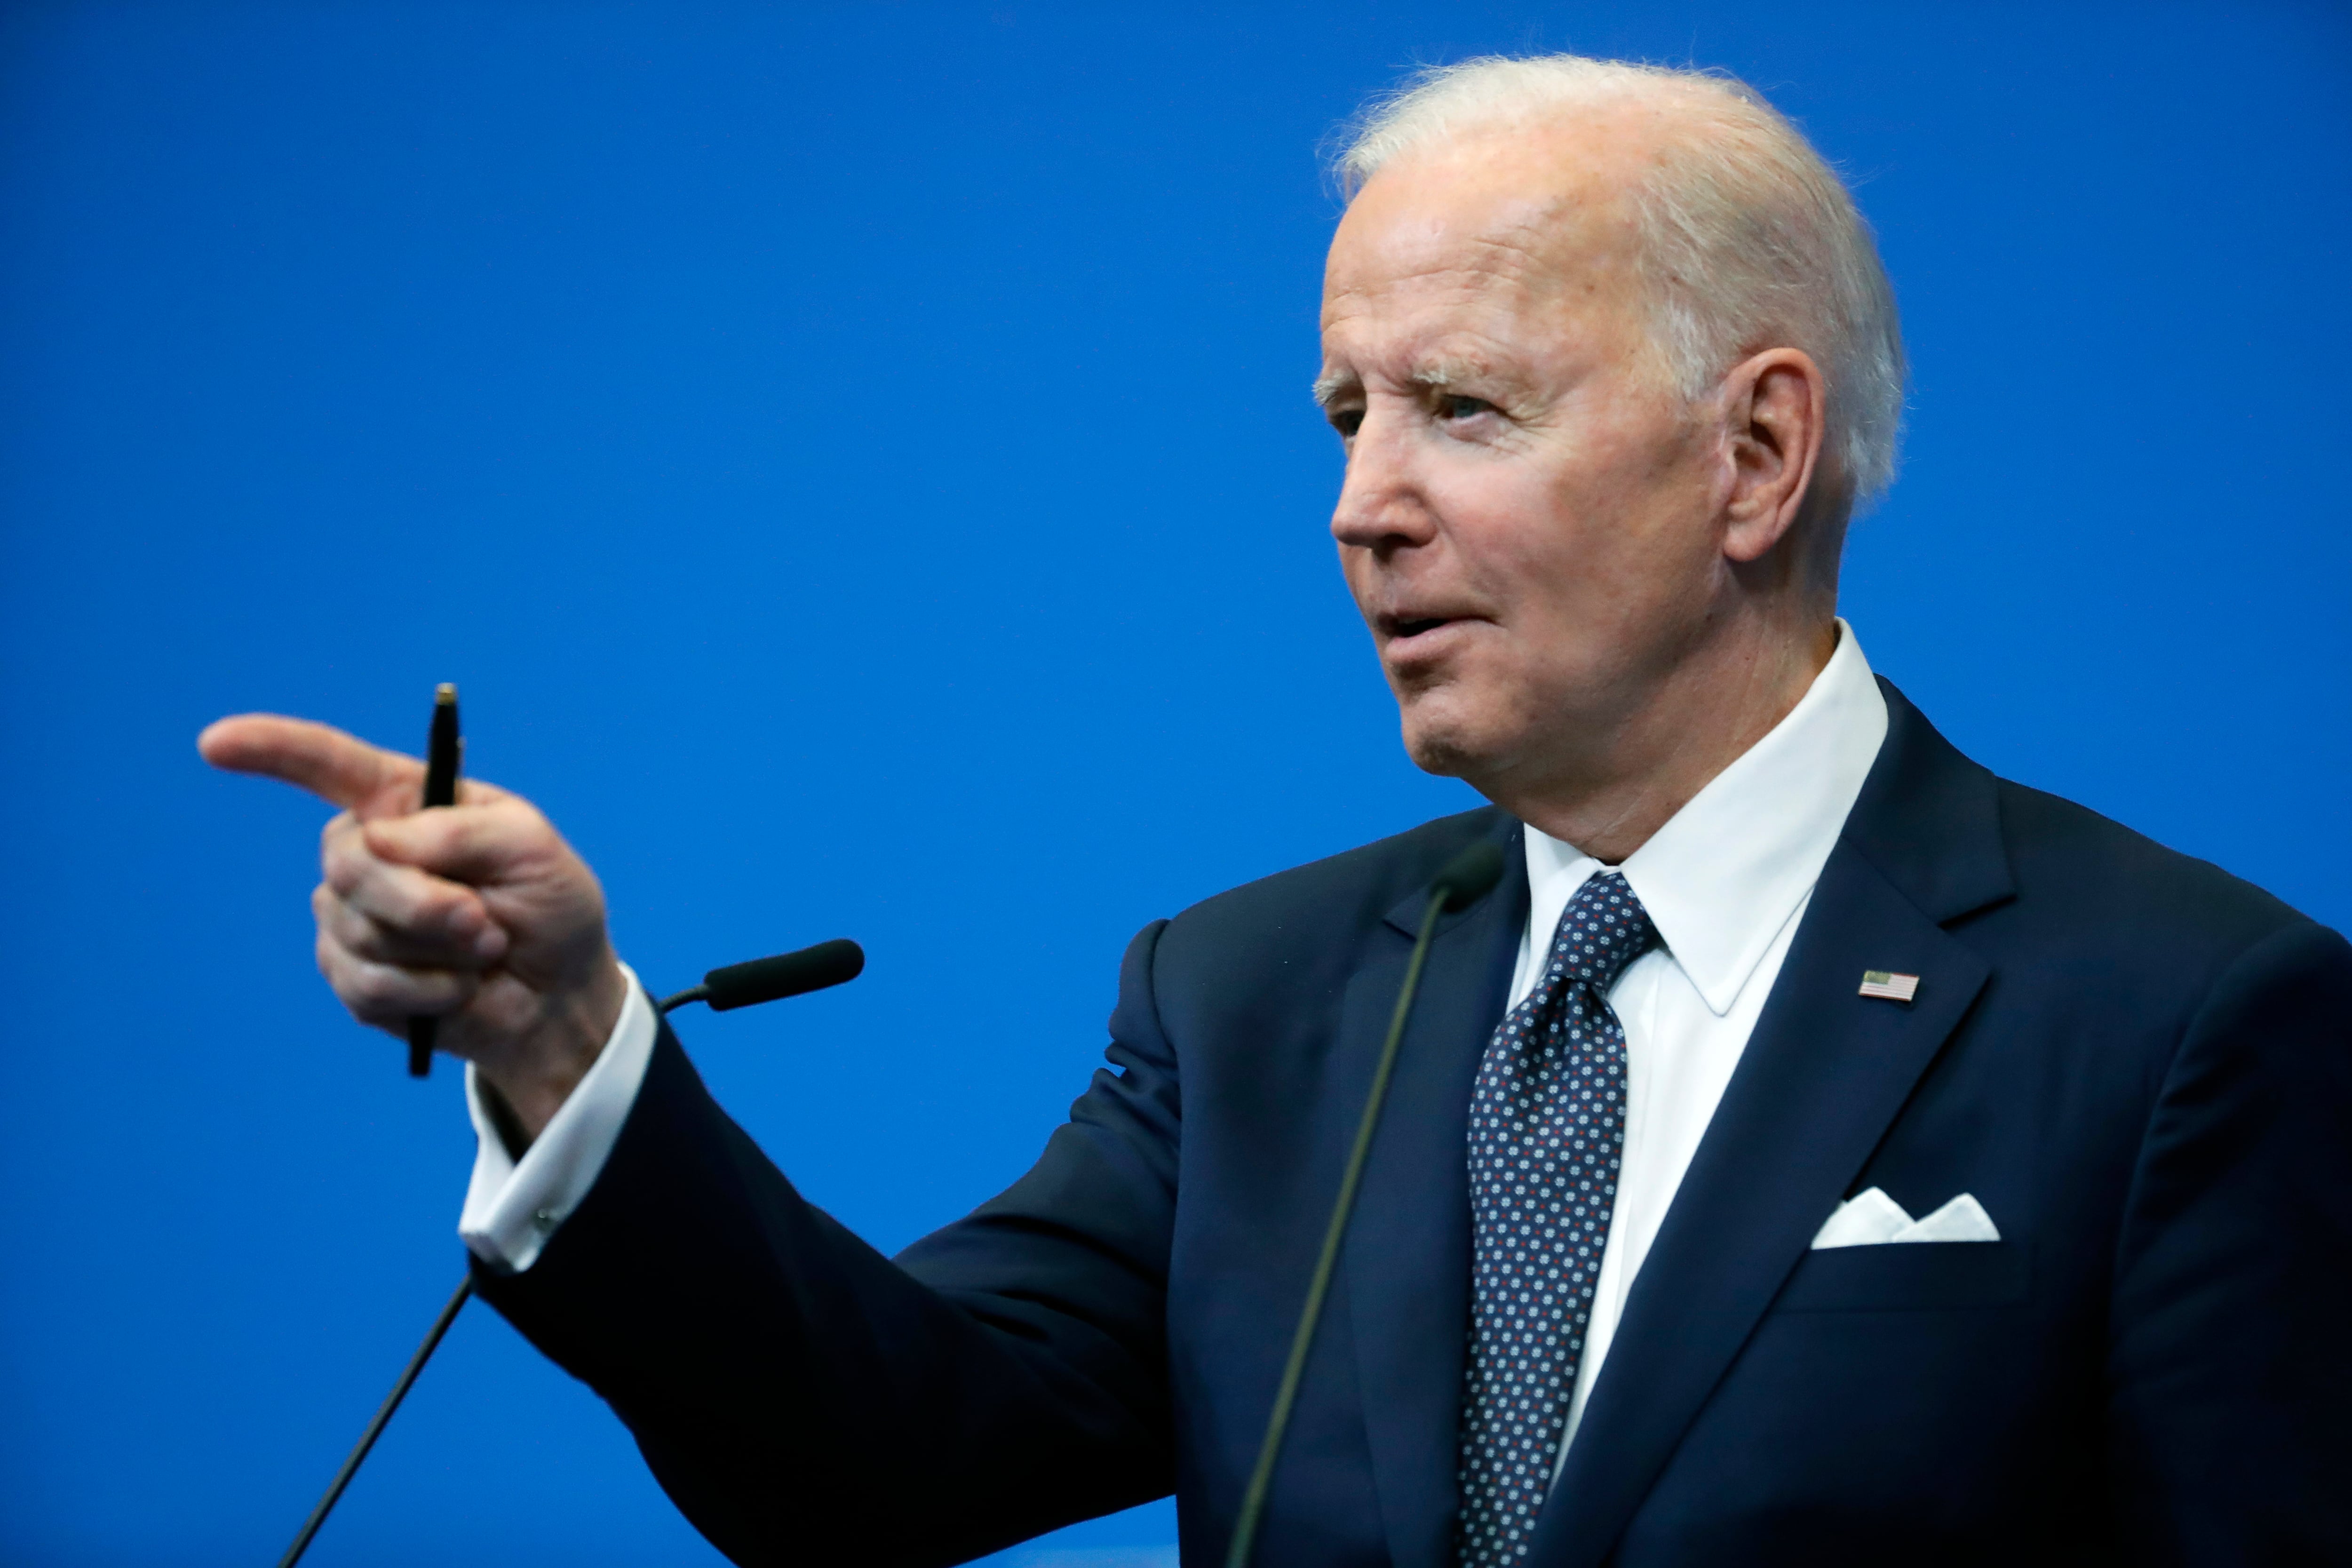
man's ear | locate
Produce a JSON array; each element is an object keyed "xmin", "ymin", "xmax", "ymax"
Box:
[{"xmin": 1720, "ymin": 348, "xmax": 1826, "ymax": 565}]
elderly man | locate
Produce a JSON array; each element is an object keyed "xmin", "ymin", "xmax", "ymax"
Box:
[{"xmin": 204, "ymin": 55, "xmax": 2349, "ymax": 1567}]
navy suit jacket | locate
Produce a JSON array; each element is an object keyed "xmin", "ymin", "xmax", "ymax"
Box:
[{"xmin": 479, "ymin": 684, "xmax": 2352, "ymax": 1566}]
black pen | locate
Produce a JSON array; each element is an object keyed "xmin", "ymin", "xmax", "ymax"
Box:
[{"xmin": 408, "ymin": 683, "xmax": 462, "ymax": 1077}]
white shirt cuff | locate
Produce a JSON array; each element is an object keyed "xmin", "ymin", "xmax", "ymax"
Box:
[{"xmin": 459, "ymin": 963, "xmax": 658, "ymax": 1273}]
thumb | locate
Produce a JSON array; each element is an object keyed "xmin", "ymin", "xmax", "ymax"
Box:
[{"xmin": 362, "ymin": 799, "xmax": 547, "ymax": 886}]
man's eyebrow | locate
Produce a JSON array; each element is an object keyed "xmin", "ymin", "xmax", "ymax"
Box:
[
  {"xmin": 1406, "ymin": 356, "xmax": 1493, "ymax": 391},
  {"xmin": 1313, "ymin": 356, "xmax": 1520, "ymax": 409}
]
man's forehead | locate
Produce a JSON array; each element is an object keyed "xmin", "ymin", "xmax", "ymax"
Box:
[
  {"xmin": 1323, "ymin": 122, "xmax": 1653, "ymax": 321},
  {"xmin": 1325, "ymin": 190, "xmax": 1588, "ymax": 306},
  {"xmin": 1318, "ymin": 179, "xmax": 1652, "ymax": 399}
]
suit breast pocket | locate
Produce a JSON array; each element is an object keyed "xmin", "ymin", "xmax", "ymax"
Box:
[{"xmin": 1772, "ymin": 1241, "xmax": 2031, "ymax": 1312}]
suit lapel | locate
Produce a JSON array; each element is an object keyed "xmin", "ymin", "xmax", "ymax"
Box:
[
  {"xmin": 1345, "ymin": 821, "xmax": 1526, "ymax": 1568},
  {"xmin": 1530, "ymin": 681, "xmax": 2013, "ymax": 1568}
]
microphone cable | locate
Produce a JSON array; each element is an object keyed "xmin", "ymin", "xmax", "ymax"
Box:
[
  {"xmin": 1223, "ymin": 837, "xmax": 1507, "ymax": 1568},
  {"xmin": 274, "ymin": 937, "xmax": 864, "ymax": 1568}
]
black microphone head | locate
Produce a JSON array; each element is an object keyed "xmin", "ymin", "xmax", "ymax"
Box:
[
  {"xmin": 1432, "ymin": 839, "xmax": 1507, "ymax": 913},
  {"xmin": 704, "ymin": 939, "xmax": 866, "ymax": 1011}
]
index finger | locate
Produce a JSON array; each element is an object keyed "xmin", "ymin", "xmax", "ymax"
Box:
[{"xmin": 199, "ymin": 714, "xmax": 422, "ymax": 814}]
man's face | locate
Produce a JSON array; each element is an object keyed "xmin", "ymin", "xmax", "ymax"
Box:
[{"xmin": 1318, "ymin": 119, "xmax": 1732, "ymax": 793}]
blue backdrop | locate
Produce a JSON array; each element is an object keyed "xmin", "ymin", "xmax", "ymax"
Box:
[{"xmin": 2, "ymin": 3, "xmax": 2346, "ymax": 1564}]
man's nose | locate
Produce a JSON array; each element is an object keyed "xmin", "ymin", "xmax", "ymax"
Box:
[{"xmin": 1329, "ymin": 410, "xmax": 1439, "ymax": 554}]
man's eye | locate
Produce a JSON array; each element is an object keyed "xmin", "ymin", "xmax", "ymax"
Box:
[
  {"xmin": 1330, "ymin": 408, "xmax": 1364, "ymax": 439},
  {"xmin": 1438, "ymin": 394, "xmax": 1497, "ymax": 421}
]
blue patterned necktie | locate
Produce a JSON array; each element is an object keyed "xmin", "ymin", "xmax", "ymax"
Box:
[{"xmin": 1456, "ymin": 870, "xmax": 1660, "ymax": 1567}]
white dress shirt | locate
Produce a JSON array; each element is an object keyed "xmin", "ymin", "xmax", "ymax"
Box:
[
  {"xmin": 1510, "ymin": 621, "xmax": 1886, "ymax": 1464},
  {"xmin": 461, "ymin": 620, "xmax": 1891, "ymax": 1472},
  {"xmin": 460, "ymin": 964, "xmax": 658, "ymax": 1271}
]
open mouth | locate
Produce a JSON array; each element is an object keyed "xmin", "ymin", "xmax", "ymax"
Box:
[{"xmin": 1379, "ymin": 612, "xmax": 1462, "ymax": 645}]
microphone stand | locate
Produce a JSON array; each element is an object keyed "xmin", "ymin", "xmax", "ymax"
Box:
[
  {"xmin": 275, "ymin": 939, "xmax": 864, "ymax": 1568},
  {"xmin": 1223, "ymin": 838, "xmax": 1504, "ymax": 1568},
  {"xmin": 274, "ymin": 1277, "xmax": 474, "ymax": 1568},
  {"xmin": 270, "ymin": 830, "xmax": 1497, "ymax": 1568}
]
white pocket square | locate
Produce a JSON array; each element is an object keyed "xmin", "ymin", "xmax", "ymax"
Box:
[{"xmin": 1811, "ymin": 1187, "xmax": 2001, "ymax": 1249}]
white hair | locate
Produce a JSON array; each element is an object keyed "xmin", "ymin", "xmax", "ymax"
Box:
[{"xmin": 1335, "ymin": 55, "xmax": 1906, "ymax": 510}]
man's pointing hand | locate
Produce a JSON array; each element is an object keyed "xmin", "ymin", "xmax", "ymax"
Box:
[{"xmin": 200, "ymin": 714, "xmax": 626, "ymax": 1138}]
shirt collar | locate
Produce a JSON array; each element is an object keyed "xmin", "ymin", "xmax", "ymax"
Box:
[{"xmin": 1521, "ymin": 619, "xmax": 1889, "ymax": 1016}]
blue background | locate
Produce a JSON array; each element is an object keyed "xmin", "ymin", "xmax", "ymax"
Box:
[{"xmin": 2, "ymin": 2, "xmax": 2346, "ymax": 1563}]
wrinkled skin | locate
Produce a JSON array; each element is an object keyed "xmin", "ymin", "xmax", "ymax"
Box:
[{"xmin": 1319, "ymin": 105, "xmax": 1839, "ymax": 858}]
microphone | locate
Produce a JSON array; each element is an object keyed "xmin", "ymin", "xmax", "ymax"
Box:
[
  {"xmin": 1224, "ymin": 837, "xmax": 1507, "ymax": 1568},
  {"xmin": 659, "ymin": 938, "xmax": 866, "ymax": 1014},
  {"xmin": 276, "ymin": 941, "xmax": 864, "ymax": 1568}
]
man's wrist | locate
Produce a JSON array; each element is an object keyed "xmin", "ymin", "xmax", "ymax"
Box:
[
  {"xmin": 479, "ymin": 952, "xmax": 630, "ymax": 1139},
  {"xmin": 460, "ymin": 963, "xmax": 655, "ymax": 1273}
]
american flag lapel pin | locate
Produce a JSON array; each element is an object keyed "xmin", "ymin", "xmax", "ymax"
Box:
[{"xmin": 1859, "ymin": 970, "xmax": 1920, "ymax": 1003}]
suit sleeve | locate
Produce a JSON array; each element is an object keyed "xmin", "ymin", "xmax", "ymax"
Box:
[
  {"xmin": 472, "ymin": 920, "xmax": 1185, "ymax": 1568},
  {"xmin": 2106, "ymin": 918, "xmax": 2352, "ymax": 1562}
]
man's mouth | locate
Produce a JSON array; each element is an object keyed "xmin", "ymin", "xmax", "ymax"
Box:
[{"xmin": 1379, "ymin": 612, "xmax": 1463, "ymax": 643}]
